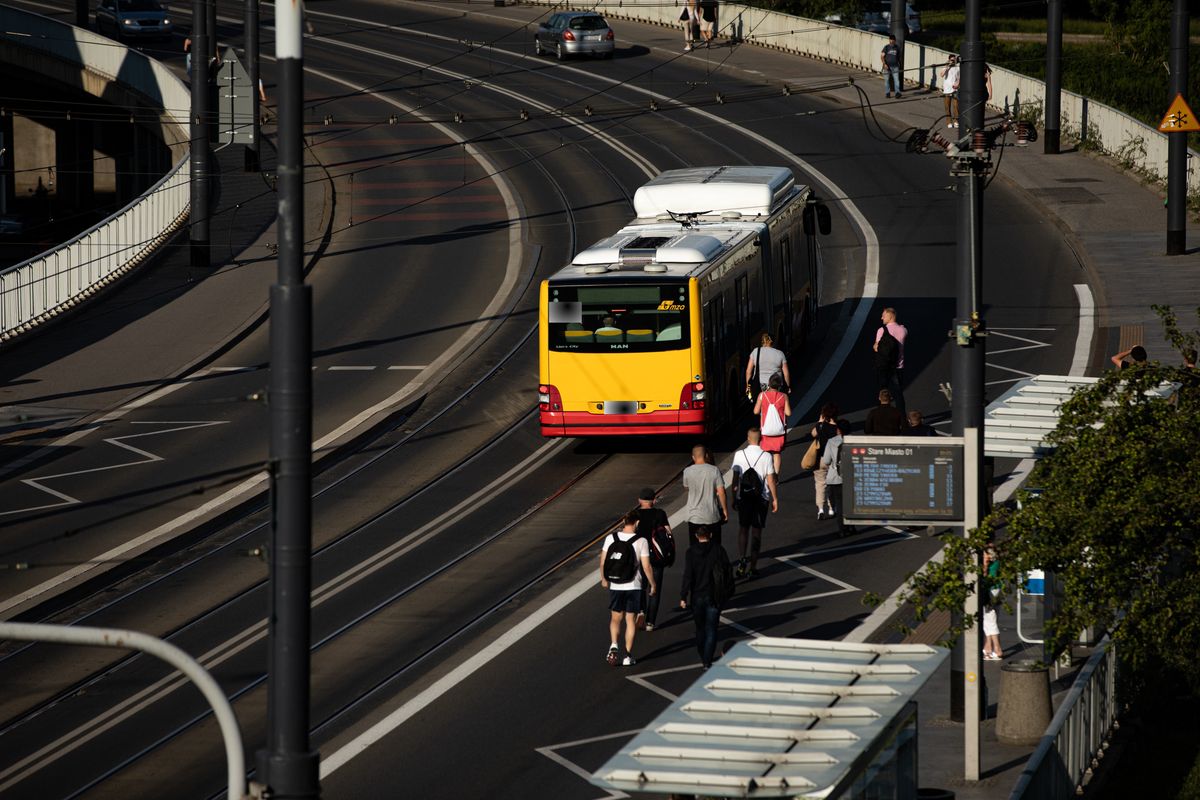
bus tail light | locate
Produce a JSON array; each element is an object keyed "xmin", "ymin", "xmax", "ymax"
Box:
[
  {"xmin": 680, "ymin": 381, "xmax": 705, "ymax": 410},
  {"xmin": 539, "ymin": 384, "xmax": 563, "ymax": 412}
]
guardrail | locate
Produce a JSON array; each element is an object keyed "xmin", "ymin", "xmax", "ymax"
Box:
[
  {"xmin": 522, "ymin": 1, "xmax": 1198, "ymax": 194},
  {"xmin": 0, "ymin": 7, "xmax": 190, "ymax": 342},
  {"xmin": 1008, "ymin": 637, "xmax": 1118, "ymax": 800}
]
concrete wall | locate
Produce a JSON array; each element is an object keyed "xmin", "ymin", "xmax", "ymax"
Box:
[{"xmin": 523, "ymin": 0, "xmax": 1199, "ymax": 193}]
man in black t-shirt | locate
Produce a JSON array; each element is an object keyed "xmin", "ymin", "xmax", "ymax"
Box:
[{"xmin": 634, "ymin": 487, "xmax": 672, "ymax": 632}]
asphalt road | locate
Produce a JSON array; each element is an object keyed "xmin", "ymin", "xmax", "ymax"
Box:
[{"xmin": 0, "ymin": 1, "xmax": 1089, "ymax": 797}]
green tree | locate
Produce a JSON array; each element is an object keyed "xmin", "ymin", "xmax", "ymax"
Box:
[
  {"xmin": 899, "ymin": 306, "xmax": 1200, "ymax": 693},
  {"xmin": 1093, "ymin": 0, "xmax": 1172, "ymax": 65}
]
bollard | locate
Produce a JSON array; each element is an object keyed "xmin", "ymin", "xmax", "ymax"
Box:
[{"xmin": 996, "ymin": 659, "xmax": 1053, "ymax": 746}]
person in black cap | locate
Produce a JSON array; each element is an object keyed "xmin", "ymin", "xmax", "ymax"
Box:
[{"xmin": 634, "ymin": 487, "xmax": 673, "ymax": 632}]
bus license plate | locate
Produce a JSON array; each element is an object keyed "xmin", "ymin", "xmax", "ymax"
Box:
[{"xmin": 603, "ymin": 401, "xmax": 638, "ymax": 415}]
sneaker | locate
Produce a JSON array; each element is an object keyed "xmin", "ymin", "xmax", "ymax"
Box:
[
  {"xmin": 644, "ymin": 623, "xmax": 655, "ymax": 632},
  {"xmin": 817, "ymin": 510, "xmax": 826, "ymax": 520},
  {"xmin": 606, "ymin": 645, "xmax": 619, "ymax": 666},
  {"xmin": 684, "ymin": 43, "xmax": 692, "ymax": 52},
  {"xmin": 895, "ymin": 93, "xmax": 902, "ymax": 99},
  {"xmin": 747, "ymin": 569, "xmax": 760, "ymax": 580},
  {"xmin": 622, "ymin": 655, "xmax": 636, "ymax": 666},
  {"xmin": 735, "ymin": 558, "xmax": 748, "ymax": 578},
  {"xmin": 885, "ymin": 92, "xmax": 892, "ymax": 98},
  {"xmin": 635, "ymin": 612, "xmax": 646, "ymax": 631}
]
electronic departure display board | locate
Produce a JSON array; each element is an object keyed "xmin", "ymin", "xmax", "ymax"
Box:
[{"xmin": 841, "ymin": 436, "xmax": 965, "ymax": 523}]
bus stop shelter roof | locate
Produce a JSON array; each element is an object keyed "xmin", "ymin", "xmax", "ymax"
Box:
[
  {"xmin": 984, "ymin": 374, "xmax": 1176, "ymax": 459},
  {"xmin": 589, "ymin": 637, "xmax": 948, "ymax": 798}
]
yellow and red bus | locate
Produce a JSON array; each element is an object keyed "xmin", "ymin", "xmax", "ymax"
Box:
[{"xmin": 538, "ymin": 166, "xmax": 828, "ymax": 437}]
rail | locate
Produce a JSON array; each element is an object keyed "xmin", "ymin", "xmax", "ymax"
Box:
[
  {"xmin": 0, "ymin": 6, "xmax": 190, "ymax": 341},
  {"xmin": 1008, "ymin": 636, "xmax": 1118, "ymax": 800},
  {"xmin": 523, "ymin": 1, "xmax": 1199, "ymax": 194}
]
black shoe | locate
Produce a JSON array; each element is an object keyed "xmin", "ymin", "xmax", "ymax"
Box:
[
  {"xmin": 895, "ymin": 93, "xmax": 903, "ymax": 99},
  {"xmin": 885, "ymin": 92, "xmax": 892, "ymax": 98}
]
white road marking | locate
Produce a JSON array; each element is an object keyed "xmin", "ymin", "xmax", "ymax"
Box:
[
  {"xmin": 535, "ymin": 730, "xmax": 637, "ymax": 800},
  {"xmin": 986, "ymin": 363, "xmax": 1039, "ymax": 378},
  {"xmin": 210, "ymin": 366, "xmax": 258, "ymax": 372},
  {"xmin": 0, "ymin": 421, "xmax": 229, "ymax": 518},
  {"xmin": 386, "ymin": 365, "xmax": 427, "ymax": 370},
  {"xmin": 624, "ymin": 664, "xmax": 698, "ymax": 702},
  {"xmin": 327, "ymin": 366, "xmax": 376, "ymax": 371},
  {"xmin": 1071, "ymin": 284, "xmax": 1095, "ymax": 377}
]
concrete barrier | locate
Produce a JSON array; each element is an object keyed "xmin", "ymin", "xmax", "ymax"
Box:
[{"xmin": 997, "ymin": 659, "xmax": 1054, "ymax": 746}]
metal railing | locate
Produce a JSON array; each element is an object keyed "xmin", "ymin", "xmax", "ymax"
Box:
[
  {"xmin": 1009, "ymin": 637, "xmax": 1118, "ymax": 800},
  {"xmin": 0, "ymin": 7, "xmax": 190, "ymax": 341}
]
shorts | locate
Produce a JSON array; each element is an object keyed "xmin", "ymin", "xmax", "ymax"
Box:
[
  {"xmin": 983, "ymin": 606, "xmax": 999, "ymax": 636},
  {"xmin": 737, "ymin": 496, "xmax": 768, "ymax": 529},
  {"xmin": 609, "ymin": 589, "xmax": 642, "ymax": 614}
]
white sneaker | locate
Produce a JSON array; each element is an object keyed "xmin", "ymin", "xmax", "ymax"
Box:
[
  {"xmin": 622, "ymin": 655, "xmax": 636, "ymax": 666},
  {"xmin": 606, "ymin": 645, "xmax": 619, "ymax": 666}
]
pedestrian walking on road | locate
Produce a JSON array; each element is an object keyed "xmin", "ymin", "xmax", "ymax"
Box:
[
  {"xmin": 600, "ymin": 511, "xmax": 656, "ymax": 666},
  {"xmin": 873, "ymin": 307, "xmax": 908, "ymax": 419},
  {"xmin": 809, "ymin": 402, "xmax": 839, "ymax": 519},
  {"xmin": 683, "ymin": 445, "xmax": 728, "ymax": 544},
  {"xmin": 679, "ymin": 524, "xmax": 733, "ymax": 669},
  {"xmin": 753, "ymin": 372, "xmax": 791, "ymax": 475},
  {"xmin": 820, "ymin": 419, "xmax": 851, "ymax": 536},
  {"xmin": 634, "ymin": 487, "xmax": 673, "ymax": 632},
  {"xmin": 698, "ymin": 0, "xmax": 718, "ymax": 44},
  {"xmin": 881, "ymin": 34, "xmax": 901, "ymax": 98},
  {"xmin": 865, "ymin": 389, "xmax": 906, "ymax": 435},
  {"xmin": 941, "ymin": 55, "xmax": 960, "ymax": 128},
  {"xmin": 730, "ymin": 427, "xmax": 778, "ymax": 580},
  {"xmin": 906, "ymin": 409, "xmax": 938, "ymax": 436},
  {"xmin": 680, "ymin": 0, "xmax": 699, "ymax": 51},
  {"xmin": 745, "ymin": 332, "xmax": 790, "ymax": 399}
]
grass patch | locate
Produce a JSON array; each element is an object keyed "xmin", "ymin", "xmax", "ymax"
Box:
[{"xmin": 921, "ymin": 12, "xmax": 1110, "ymax": 36}]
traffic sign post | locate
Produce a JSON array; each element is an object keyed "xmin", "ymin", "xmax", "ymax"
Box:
[
  {"xmin": 217, "ymin": 47, "xmax": 256, "ymax": 146},
  {"xmin": 1165, "ymin": 0, "xmax": 1190, "ymax": 255},
  {"xmin": 842, "ymin": 435, "xmax": 965, "ymax": 526}
]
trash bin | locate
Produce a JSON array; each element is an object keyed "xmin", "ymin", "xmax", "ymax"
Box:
[{"xmin": 996, "ymin": 659, "xmax": 1052, "ymax": 746}]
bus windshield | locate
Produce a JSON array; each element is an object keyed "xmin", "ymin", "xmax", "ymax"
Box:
[{"xmin": 547, "ymin": 283, "xmax": 690, "ymax": 352}]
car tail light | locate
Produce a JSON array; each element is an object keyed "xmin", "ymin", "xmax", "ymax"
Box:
[
  {"xmin": 679, "ymin": 381, "xmax": 705, "ymax": 410},
  {"xmin": 562, "ymin": 29, "xmax": 576, "ymax": 41},
  {"xmin": 605, "ymin": 30, "xmax": 614, "ymax": 40},
  {"xmin": 538, "ymin": 384, "xmax": 563, "ymax": 412}
]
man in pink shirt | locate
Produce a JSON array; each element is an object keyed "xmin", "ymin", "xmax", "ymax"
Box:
[{"xmin": 872, "ymin": 307, "xmax": 908, "ymax": 421}]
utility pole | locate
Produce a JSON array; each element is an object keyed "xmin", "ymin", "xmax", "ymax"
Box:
[
  {"xmin": 1044, "ymin": 0, "xmax": 1062, "ymax": 154},
  {"xmin": 891, "ymin": 0, "xmax": 905, "ymax": 89},
  {"xmin": 245, "ymin": 0, "xmax": 261, "ymax": 172},
  {"xmin": 1167, "ymin": 0, "xmax": 1189, "ymax": 255},
  {"xmin": 189, "ymin": 0, "xmax": 210, "ymax": 270},
  {"xmin": 255, "ymin": 0, "xmax": 319, "ymax": 797},
  {"xmin": 954, "ymin": 0, "xmax": 987, "ymax": 783},
  {"xmin": 76, "ymin": 0, "xmax": 87, "ymax": 28}
]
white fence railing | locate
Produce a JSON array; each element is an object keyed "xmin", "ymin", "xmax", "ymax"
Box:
[
  {"xmin": 0, "ymin": 7, "xmax": 191, "ymax": 341},
  {"xmin": 522, "ymin": 1, "xmax": 1198, "ymax": 193},
  {"xmin": 1009, "ymin": 638, "xmax": 1118, "ymax": 799}
]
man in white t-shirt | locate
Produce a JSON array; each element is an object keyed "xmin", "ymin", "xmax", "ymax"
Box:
[
  {"xmin": 729, "ymin": 427, "xmax": 778, "ymax": 580},
  {"xmin": 600, "ymin": 510, "xmax": 656, "ymax": 666}
]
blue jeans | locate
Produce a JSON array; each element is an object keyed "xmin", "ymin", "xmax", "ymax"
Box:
[
  {"xmin": 691, "ymin": 594, "xmax": 721, "ymax": 667},
  {"xmin": 885, "ymin": 65, "xmax": 900, "ymax": 94}
]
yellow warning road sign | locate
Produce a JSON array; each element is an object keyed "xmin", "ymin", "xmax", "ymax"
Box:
[{"xmin": 1159, "ymin": 93, "xmax": 1200, "ymax": 132}]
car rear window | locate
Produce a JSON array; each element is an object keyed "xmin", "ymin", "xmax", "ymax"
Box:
[{"xmin": 569, "ymin": 16, "xmax": 608, "ymax": 31}]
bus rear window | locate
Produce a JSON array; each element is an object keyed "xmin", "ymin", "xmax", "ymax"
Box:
[{"xmin": 547, "ymin": 283, "xmax": 690, "ymax": 352}]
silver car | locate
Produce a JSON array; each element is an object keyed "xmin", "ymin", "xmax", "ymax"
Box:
[
  {"xmin": 96, "ymin": 0, "xmax": 173, "ymax": 41},
  {"xmin": 535, "ymin": 11, "xmax": 615, "ymax": 61}
]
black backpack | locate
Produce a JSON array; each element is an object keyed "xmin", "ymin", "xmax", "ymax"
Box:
[
  {"xmin": 650, "ymin": 525, "xmax": 676, "ymax": 568},
  {"xmin": 874, "ymin": 326, "xmax": 900, "ymax": 369},
  {"xmin": 709, "ymin": 546, "xmax": 736, "ymax": 607},
  {"xmin": 603, "ymin": 534, "xmax": 639, "ymax": 583},
  {"xmin": 737, "ymin": 450, "xmax": 765, "ymax": 502}
]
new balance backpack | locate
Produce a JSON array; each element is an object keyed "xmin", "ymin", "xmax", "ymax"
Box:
[{"xmin": 603, "ymin": 535, "xmax": 639, "ymax": 583}]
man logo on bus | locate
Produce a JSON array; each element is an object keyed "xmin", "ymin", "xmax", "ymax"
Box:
[{"xmin": 657, "ymin": 300, "xmax": 686, "ymax": 311}]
